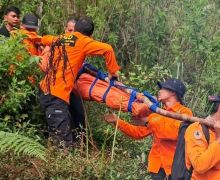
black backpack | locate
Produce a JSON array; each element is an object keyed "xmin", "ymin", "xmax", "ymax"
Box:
[{"xmin": 171, "ymin": 122, "xmax": 210, "ymax": 180}]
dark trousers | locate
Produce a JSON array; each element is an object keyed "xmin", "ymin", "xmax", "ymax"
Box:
[
  {"xmin": 150, "ymin": 168, "xmax": 171, "ymax": 180},
  {"xmin": 69, "ymin": 91, "xmax": 86, "ymax": 141},
  {"xmin": 39, "ymin": 90, "xmax": 85, "ymax": 148}
]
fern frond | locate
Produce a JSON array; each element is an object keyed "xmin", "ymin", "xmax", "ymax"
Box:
[{"xmin": 0, "ymin": 131, "xmax": 47, "ymax": 161}]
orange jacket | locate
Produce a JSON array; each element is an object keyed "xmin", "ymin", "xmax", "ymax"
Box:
[
  {"xmin": 19, "ymin": 29, "xmax": 42, "ymax": 56},
  {"xmin": 20, "ymin": 29, "xmax": 42, "ymax": 84},
  {"xmin": 117, "ymin": 102, "xmax": 192, "ymax": 175},
  {"xmin": 185, "ymin": 122, "xmax": 220, "ymax": 180},
  {"xmin": 41, "ymin": 34, "xmax": 57, "ymax": 46},
  {"xmin": 40, "ymin": 32, "xmax": 120, "ymax": 103}
]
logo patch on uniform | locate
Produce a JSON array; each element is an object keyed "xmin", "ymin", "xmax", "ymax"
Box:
[
  {"xmin": 194, "ymin": 130, "xmax": 202, "ymax": 139},
  {"xmin": 60, "ymin": 35, "xmax": 77, "ymax": 47}
]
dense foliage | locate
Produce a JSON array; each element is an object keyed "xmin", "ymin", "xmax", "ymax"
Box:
[{"xmin": 0, "ymin": 0, "xmax": 220, "ymax": 179}]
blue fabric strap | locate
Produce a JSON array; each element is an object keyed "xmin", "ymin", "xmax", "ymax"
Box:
[
  {"xmin": 102, "ymin": 79, "xmax": 115, "ymax": 103},
  {"xmin": 97, "ymin": 70, "xmax": 108, "ymax": 80},
  {"xmin": 143, "ymin": 91, "xmax": 159, "ymax": 106},
  {"xmin": 127, "ymin": 90, "xmax": 137, "ymax": 112},
  {"xmin": 84, "ymin": 63, "xmax": 99, "ymax": 73},
  {"xmin": 89, "ymin": 77, "xmax": 99, "ymax": 99},
  {"xmin": 78, "ymin": 63, "xmax": 108, "ymax": 80},
  {"xmin": 149, "ymin": 104, "xmax": 158, "ymax": 112}
]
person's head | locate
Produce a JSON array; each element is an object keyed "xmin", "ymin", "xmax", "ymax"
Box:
[
  {"xmin": 21, "ymin": 13, "xmax": 38, "ymax": 31},
  {"xmin": 74, "ymin": 16, "xmax": 94, "ymax": 36},
  {"xmin": 208, "ymin": 95, "xmax": 220, "ymax": 114},
  {"xmin": 3, "ymin": 6, "xmax": 21, "ymax": 27},
  {"xmin": 65, "ymin": 17, "xmax": 78, "ymax": 33},
  {"xmin": 157, "ymin": 78, "xmax": 186, "ymax": 104}
]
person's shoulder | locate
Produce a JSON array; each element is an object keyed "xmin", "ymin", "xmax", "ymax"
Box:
[
  {"xmin": 177, "ymin": 104, "xmax": 193, "ymax": 115},
  {"xmin": 187, "ymin": 122, "xmax": 200, "ymax": 131},
  {"xmin": 0, "ymin": 25, "xmax": 10, "ymax": 37},
  {"xmin": 185, "ymin": 122, "xmax": 202, "ymax": 140},
  {"xmin": 21, "ymin": 30, "xmax": 41, "ymax": 40},
  {"xmin": 73, "ymin": 32, "xmax": 89, "ymax": 39},
  {"xmin": 71, "ymin": 32, "xmax": 93, "ymax": 44}
]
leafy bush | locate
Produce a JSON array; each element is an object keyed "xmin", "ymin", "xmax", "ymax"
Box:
[{"xmin": 0, "ymin": 35, "xmax": 44, "ymax": 137}]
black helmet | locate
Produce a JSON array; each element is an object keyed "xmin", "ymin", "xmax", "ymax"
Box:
[
  {"xmin": 22, "ymin": 14, "xmax": 38, "ymax": 29},
  {"xmin": 157, "ymin": 78, "xmax": 186, "ymax": 99}
]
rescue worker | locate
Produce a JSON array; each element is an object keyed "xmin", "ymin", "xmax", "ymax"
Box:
[
  {"xmin": 185, "ymin": 94, "xmax": 220, "ymax": 180},
  {"xmin": 39, "ymin": 16, "xmax": 120, "ymax": 148},
  {"xmin": 10, "ymin": 13, "xmax": 42, "ymax": 83},
  {"xmin": 0, "ymin": 6, "xmax": 20, "ymax": 37},
  {"xmin": 104, "ymin": 78, "xmax": 193, "ymax": 180},
  {"xmin": 19, "ymin": 13, "xmax": 42, "ymax": 56},
  {"xmin": 38, "ymin": 16, "xmax": 86, "ymax": 141}
]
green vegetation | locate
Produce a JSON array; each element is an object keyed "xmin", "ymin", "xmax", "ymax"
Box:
[{"xmin": 0, "ymin": 0, "xmax": 220, "ymax": 179}]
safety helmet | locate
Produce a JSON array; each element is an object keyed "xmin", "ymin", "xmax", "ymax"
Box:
[
  {"xmin": 158, "ymin": 78, "xmax": 186, "ymax": 99},
  {"xmin": 22, "ymin": 14, "xmax": 38, "ymax": 29}
]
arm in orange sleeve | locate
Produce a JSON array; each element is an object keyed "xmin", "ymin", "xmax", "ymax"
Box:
[
  {"xmin": 185, "ymin": 124, "xmax": 220, "ymax": 174},
  {"xmin": 82, "ymin": 39, "xmax": 120, "ymax": 74},
  {"xmin": 117, "ymin": 119, "xmax": 152, "ymax": 139},
  {"xmin": 41, "ymin": 35, "xmax": 58, "ymax": 46},
  {"xmin": 150, "ymin": 108, "xmax": 193, "ymax": 140}
]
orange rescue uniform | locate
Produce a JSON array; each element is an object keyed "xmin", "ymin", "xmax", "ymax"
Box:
[
  {"xmin": 185, "ymin": 122, "xmax": 220, "ymax": 180},
  {"xmin": 17, "ymin": 29, "xmax": 42, "ymax": 56},
  {"xmin": 40, "ymin": 32, "xmax": 120, "ymax": 103},
  {"xmin": 117, "ymin": 102, "xmax": 192, "ymax": 175}
]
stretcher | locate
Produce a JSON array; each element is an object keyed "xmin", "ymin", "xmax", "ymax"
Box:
[
  {"xmin": 74, "ymin": 64, "xmax": 212, "ymax": 127},
  {"xmin": 74, "ymin": 64, "xmax": 158, "ymax": 116}
]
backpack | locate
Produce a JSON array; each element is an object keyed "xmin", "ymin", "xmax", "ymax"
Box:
[{"xmin": 171, "ymin": 122, "xmax": 210, "ymax": 180}]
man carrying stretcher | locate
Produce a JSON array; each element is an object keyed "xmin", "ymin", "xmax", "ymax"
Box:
[
  {"xmin": 38, "ymin": 16, "xmax": 120, "ymax": 148},
  {"xmin": 104, "ymin": 78, "xmax": 193, "ymax": 180}
]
